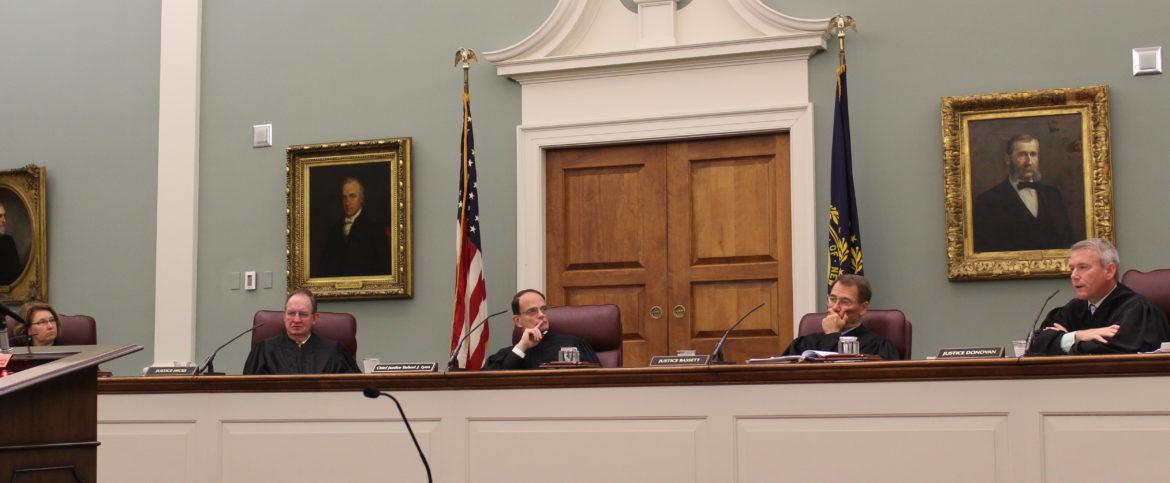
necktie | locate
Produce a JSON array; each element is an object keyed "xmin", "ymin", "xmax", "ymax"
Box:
[{"xmin": 1016, "ymin": 181, "xmax": 1038, "ymax": 190}]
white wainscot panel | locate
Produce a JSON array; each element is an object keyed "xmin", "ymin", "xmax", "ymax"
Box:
[
  {"xmin": 220, "ymin": 419, "xmax": 439, "ymax": 483},
  {"xmin": 1044, "ymin": 413, "xmax": 1170, "ymax": 482},
  {"xmin": 736, "ymin": 414, "xmax": 1007, "ymax": 483},
  {"xmin": 98, "ymin": 421, "xmax": 196, "ymax": 483},
  {"xmin": 469, "ymin": 417, "xmax": 706, "ymax": 483}
]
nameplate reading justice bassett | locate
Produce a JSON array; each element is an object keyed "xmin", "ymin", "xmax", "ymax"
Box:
[
  {"xmin": 935, "ymin": 347, "xmax": 1005, "ymax": 359},
  {"xmin": 372, "ymin": 362, "xmax": 438, "ymax": 373},
  {"xmin": 649, "ymin": 355, "xmax": 710, "ymax": 366}
]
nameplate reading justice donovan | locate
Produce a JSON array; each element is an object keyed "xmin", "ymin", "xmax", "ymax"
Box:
[
  {"xmin": 649, "ymin": 355, "xmax": 710, "ymax": 366},
  {"xmin": 935, "ymin": 347, "xmax": 1005, "ymax": 359},
  {"xmin": 372, "ymin": 362, "xmax": 438, "ymax": 373}
]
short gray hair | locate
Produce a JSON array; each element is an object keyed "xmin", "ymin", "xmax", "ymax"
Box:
[{"xmin": 1070, "ymin": 238, "xmax": 1119, "ymax": 270}]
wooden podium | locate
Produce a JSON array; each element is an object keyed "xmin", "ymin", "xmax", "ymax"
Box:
[{"xmin": 0, "ymin": 344, "xmax": 140, "ymax": 482}]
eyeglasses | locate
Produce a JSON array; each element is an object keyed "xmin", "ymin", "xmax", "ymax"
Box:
[
  {"xmin": 31, "ymin": 317, "xmax": 56, "ymax": 326},
  {"xmin": 523, "ymin": 305, "xmax": 549, "ymax": 317},
  {"xmin": 827, "ymin": 295, "xmax": 857, "ymax": 307},
  {"xmin": 284, "ymin": 311, "xmax": 312, "ymax": 320}
]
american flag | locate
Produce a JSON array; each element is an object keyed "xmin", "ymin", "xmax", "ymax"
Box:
[{"xmin": 450, "ymin": 78, "xmax": 489, "ymax": 370}]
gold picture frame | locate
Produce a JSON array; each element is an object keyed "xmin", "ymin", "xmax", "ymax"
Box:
[
  {"xmin": 286, "ymin": 138, "xmax": 412, "ymax": 299},
  {"xmin": 0, "ymin": 164, "xmax": 48, "ymax": 303},
  {"xmin": 941, "ymin": 85, "xmax": 1112, "ymax": 280}
]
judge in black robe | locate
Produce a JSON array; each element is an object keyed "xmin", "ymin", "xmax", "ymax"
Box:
[
  {"xmin": 782, "ymin": 274, "xmax": 900, "ymax": 360},
  {"xmin": 243, "ymin": 332, "xmax": 360, "ymax": 375},
  {"xmin": 1027, "ymin": 283, "xmax": 1169, "ymax": 355},
  {"xmin": 483, "ymin": 331, "xmax": 599, "ymax": 370},
  {"xmin": 783, "ymin": 324, "xmax": 900, "ymax": 360},
  {"xmin": 483, "ymin": 288, "xmax": 600, "ymax": 370}
]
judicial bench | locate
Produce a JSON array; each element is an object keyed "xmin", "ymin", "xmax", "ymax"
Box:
[{"xmin": 96, "ymin": 355, "xmax": 1170, "ymax": 482}]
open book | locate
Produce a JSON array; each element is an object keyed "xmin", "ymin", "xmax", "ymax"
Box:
[{"xmin": 746, "ymin": 350, "xmax": 880, "ymax": 364}]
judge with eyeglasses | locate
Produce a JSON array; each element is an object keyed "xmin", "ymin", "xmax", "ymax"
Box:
[
  {"xmin": 12, "ymin": 301, "xmax": 61, "ymax": 346},
  {"xmin": 482, "ymin": 289, "xmax": 599, "ymax": 370},
  {"xmin": 242, "ymin": 288, "xmax": 360, "ymax": 375}
]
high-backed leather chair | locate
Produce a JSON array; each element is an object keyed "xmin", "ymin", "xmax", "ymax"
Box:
[
  {"xmin": 4, "ymin": 314, "xmax": 97, "ymax": 345},
  {"xmin": 1121, "ymin": 269, "xmax": 1170, "ymax": 319},
  {"xmin": 511, "ymin": 304, "xmax": 622, "ymax": 368},
  {"xmin": 251, "ymin": 310, "xmax": 358, "ymax": 358},
  {"xmin": 797, "ymin": 309, "xmax": 912, "ymax": 360}
]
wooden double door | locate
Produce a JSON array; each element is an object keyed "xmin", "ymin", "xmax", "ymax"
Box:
[{"xmin": 545, "ymin": 134, "xmax": 793, "ymax": 366}]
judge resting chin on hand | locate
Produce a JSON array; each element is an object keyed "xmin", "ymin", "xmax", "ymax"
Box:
[
  {"xmin": 781, "ymin": 274, "xmax": 900, "ymax": 360},
  {"xmin": 481, "ymin": 289, "xmax": 599, "ymax": 370}
]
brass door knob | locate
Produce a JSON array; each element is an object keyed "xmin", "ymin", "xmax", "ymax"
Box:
[
  {"xmin": 649, "ymin": 306, "xmax": 663, "ymax": 319},
  {"xmin": 673, "ymin": 305, "xmax": 686, "ymax": 318}
]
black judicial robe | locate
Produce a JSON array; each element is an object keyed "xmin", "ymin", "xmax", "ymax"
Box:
[
  {"xmin": 482, "ymin": 331, "xmax": 600, "ymax": 370},
  {"xmin": 1027, "ymin": 283, "xmax": 1170, "ymax": 355},
  {"xmin": 782, "ymin": 324, "xmax": 901, "ymax": 360},
  {"xmin": 242, "ymin": 333, "xmax": 360, "ymax": 375}
]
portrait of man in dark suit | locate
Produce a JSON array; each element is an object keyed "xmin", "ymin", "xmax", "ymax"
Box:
[
  {"xmin": 312, "ymin": 173, "xmax": 391, "ymax": 278},
  {"xmin": 0, "ymin": 188, "xmax": 33, "ymax": 287},
  {"xmin": 0, "ymin": 202, "xmax": 21, "ymax": 285},
  {"xmin": 972, "ymin": 134, "xmax": 1077, "ymax": 252}
]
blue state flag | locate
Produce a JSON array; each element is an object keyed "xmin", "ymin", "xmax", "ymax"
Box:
[{"xmin": 827, "ymin": 63, "xmax": 864, "ymax": 292}]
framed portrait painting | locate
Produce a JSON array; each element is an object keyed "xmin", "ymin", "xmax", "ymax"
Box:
[
  {"xmin": 287, "ymin": 138, "xmax": 412, "ymax": 299},
  {"xmin": 941, "ymin": 85, "xmax": 1113, "ymax": 280},
  {"xmin": 0, "ymin": 164, "xmax": 48, "ymax": 303}
]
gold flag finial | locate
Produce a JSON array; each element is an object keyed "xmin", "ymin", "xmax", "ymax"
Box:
[
  {"xmin": 454, "ymin": 48, "xmax": 478, "ymax": 69},
  {"xmin": 826, "ymin": 15, "xmax": 857, "ymax": 66}
]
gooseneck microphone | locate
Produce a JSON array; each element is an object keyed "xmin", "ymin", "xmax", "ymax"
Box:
[
  {"xmin": 0, "ymin": 303, "xmax": 28, "ymax": 351},
  {"xmin": 1023, "ymin": 289, "xmax": 1061, "ymax": 355},
  {"xmin": 710, "ymin": 302, "xmax": 766, "ymax": 364},
  {"xmin": 198, "ymin": 322, "xmax": 267, "ymax": 375},
  {"xmin": 363, "ymin": 387, "xmax": 432, "ymax": 483},
  {"xmin": 447, "ymin": 309, "xmax": 508, "ymax": 371}
]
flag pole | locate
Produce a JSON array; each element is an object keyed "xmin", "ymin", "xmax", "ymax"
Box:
[
  {"xmin": 824, "ymin": 15, "xmax": 864, "ymax": 292},
  {"xmin": 828, "ymin": 15, "xmax": 856, "ymax": 68},
  {"xmin": 451, "ymin": 48, "xmax": 476, "ymax": 364}
]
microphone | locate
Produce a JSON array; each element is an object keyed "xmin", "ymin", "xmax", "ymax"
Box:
[
  {"xmin": 447, "ymin": 309, "xmax": 508, "ymax": 371},
  {"xmin": 363, "ymin": 387, "xmax": 432, "ymax": 483},
  {"xmin": 0, "ymin": 304, "xmax": 27, "ymax": 353},
  {"xmin": 198, "ymin": 322, "xmax": 267, "ymax": 375},
  {"xmin": 710, "ymin": 302, "xmax": 766, "ymax": 364},
  {"xmin": 1022, "ymin": 289, "xmax": 1060, "ymax": 356}
]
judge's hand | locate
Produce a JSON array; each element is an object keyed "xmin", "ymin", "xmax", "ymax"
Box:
[
  {"xmin": 516, "ymin": 326, "xmax": 544, "ymax": 352},
  {"xmin": 1044, "ymin": 323, "xmax": 1069, "ymax": 333},
  {"xmin": 1074, "ymin": 325, "xmax": 1120, "ymax": 344},
  {"xmin": 821, "ymin": 312, "xmax": 847, "ymax": 334}
]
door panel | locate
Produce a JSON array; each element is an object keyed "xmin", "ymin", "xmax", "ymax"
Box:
[
  {"xmin": 667, "ymin": 135, "xmax": 792, "ymax": 363},
  {"xmin": 547, "ymin": 134, "xmax": 791, "ymax": 366},
  {"xmin": 547, "ymin": 144, "xmax": 668, "ymax": 366}
]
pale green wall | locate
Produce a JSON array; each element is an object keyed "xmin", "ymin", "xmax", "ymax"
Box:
[
  {"xmin": 0, "ymin": 1, "xmax": 160, "ymax": 374},
  {"xmin": 195, "ymin": 0, "xmax": 554, "ymax": 374},
  {"xmin": 4, "ymin": 1, "xmax": 1170, "ymax": 373},
  {"xmin": 772, "ymin": 0, "xmax": 1170, "ymax": 356}
]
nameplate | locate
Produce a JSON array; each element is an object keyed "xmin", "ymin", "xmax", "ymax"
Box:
[
  {"xmin": 335, "ymin": 280, "xmax": 363, "ymax": 289},
  {"xmin": 145, "ymin": 366, "xmax": 198, "ymax": 376},
  {"xmin": 372, "ymin": 362, "xmax": 438, "ymax": 373},
  {"xmin": 649, "ymin": 355, "xmax": 710, "ymax": 366},
  {"xmin": 935, "ymin": 347, "xmax": 1005, "ymax": 359}
]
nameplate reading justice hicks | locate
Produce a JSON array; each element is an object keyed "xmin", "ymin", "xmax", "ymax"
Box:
[
  {"xmin": 935, "ymin": 347, "xmax": 1005, "ymax": 359},
  {"xmin": 144, "ymin": 366, "xmax": 198, "ymax": 376},
  {"xmin": 372, "ymin": 362, "xmax": 438, "ymax": 373},
  {"xmin": 649, "ymin": 355, "xmax": 710, "ymax": 366}
]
